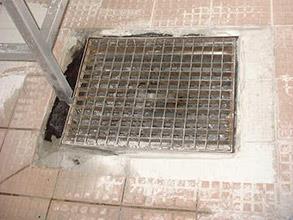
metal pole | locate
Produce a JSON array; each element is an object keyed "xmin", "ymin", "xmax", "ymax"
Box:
[{"xmin": 3, "ymin": 0, "xmax": 72, "ymax": 103}]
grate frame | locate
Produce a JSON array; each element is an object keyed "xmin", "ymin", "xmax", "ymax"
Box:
[{"xmin": 62, "ymin": 36, "xmax": 238, "ymax": 153}]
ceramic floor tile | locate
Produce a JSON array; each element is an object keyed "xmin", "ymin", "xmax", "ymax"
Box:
[
  {"xmin": 274, "ymin": 27, "xmax": 293, "ymax": 78},
  {"xmin": 120, "ymin": 207, "xmax": 197, "ymax": 220},
  {"xmin": 277, "ymin": 79, "xmax": 293, "ymax": 139},
  {"xmin": 0, "ymin": 195, "xmax": 50, "ymax": 220},
  {"xmin": 151, "ymin": 0, "xmax": 211, "ymax": 27},
  {"xmin": 277, "ymin": 143, "xmax": 293, "ymax": 193},
  {"xmin": 211, "ymin": 0, "xmax": 271, "ymax": 26},
  {"xmin": 54, "ymin": 170, "xmax": 125, "ymax": 204},
  {"xmin": 0, "ymin": 130, "xmax": 38, "ymax": 182},
  {"xmin": 0, "ymin": 166, "xmax": 59, "ymax": 198},
  {"xmin": 273, "ymin": 0, "xmax": 293, "ymax": 25},
  {"xmin": 198, "ymin": 181, "xmax": 276, "ymax": 217},
  {"xmin": 123, "ymin": 177, "xmax": 198, "ymax": 210},
  {"xmin": 62, "ymin": 0, "xmax": 154, "ymax": 29},
  {"xmin": 47, "ymin": 200, "xmax": 120, "ymax": 220},
  {"xmin": 9, "ymin": 72, "xmax": 53, "ymax": 130}
]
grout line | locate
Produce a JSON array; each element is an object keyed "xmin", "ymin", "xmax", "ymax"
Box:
[
  {"xmin": 0, "ymin": 127, "xmax": 40, "ymax": 131},
  {"xmin": 0, "ymin": 191, "xmax": 205, "ymax": 214},
  {"xmin": 44, "ymin": 169, "xmax": 61, "ymax": 220}
]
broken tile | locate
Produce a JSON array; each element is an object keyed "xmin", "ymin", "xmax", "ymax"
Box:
[
  {"xmin": 47, "ymin": 201, "xmax": 120, "ymax": 220},
  {"xmin": 9, "ymin": 73, "xmax": 53, "ymax": 130},
  {"xmin": 123, "ymin": 177, "xmax": 197, "ymax": 210},
  {"xmin": 120, "ymin": 207, "xmax": 197, "ymax": 220},
  {"xmin": 211, "ymin": 0, "xmax": 271, "ymax": 26},
  {"xmin": 0, "ymin": 195, "xmax": 50, "ymax": 220},
  {"xmin": 0, "ymin": 130, "xmax": 39, "ymax": 182},
  {"xmin": 54, "ymin": 170, "xmax": 125, "ymax": 204},
  {"xmin": 273, "ymin": 0, "xmax": 293, "ymax": 25},
  {"xmin": 0, "ymin": 166, "xmax": 59, "ymax": 198}
]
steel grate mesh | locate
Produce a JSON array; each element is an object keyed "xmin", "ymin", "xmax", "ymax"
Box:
[{"xmin": 62, "ymin": 36, "xmax": 237, "ymax": 153}]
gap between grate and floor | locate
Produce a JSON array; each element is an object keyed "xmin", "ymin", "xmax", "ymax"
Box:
[{"xmin": 61, "ymin": 36, "xmax": 238, "ymax": 153}]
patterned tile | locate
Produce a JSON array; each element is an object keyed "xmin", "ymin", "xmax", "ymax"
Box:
[
  {"xmin": 151, "ymin": 0, "xmax": 211, "ymax": 27},
  {"xmin": 198, "ymin": 181, "xmax": 276, "ymax": 218},
  {"xmin": 211, "ymin": 0, "xmax": 271, "ymax": 26},
  {"xmin": 277, "ymin": 79, "xmax": 293, "ymax": 139},
  {"xmin": 47, "ymin": 201, "xmax": 120, "ymax": 220},
  {"xmin": 9, "ymin": 72, "xmax": 53, "ymax": 130},
  {"xmin": 120, "ymin": 207, "xmax": 197, "ymax": 220},
  {"xmin": 274, "ymin": 27, "xmax": 293, "ymax": 78},
  {"xmin": 0, "ymin": 130, "xmax": 38, "ymax": 182},
  {"xmin": 273, "ymin": 0, "xmax": 293, "ymax": 25},
  {"xmin": 62, "ymin": 0, "xmax": 154, "ymax": 29},
  {"xmin": 123, "ymin": 177, "xmax": 198, "ymax": 210},
  {"xmin": 274, "ymin": 27, "xmax": 293, "ymax": 139},
  {"xmin": 277, "ymin": 143, "xmax": 293, "ymax": 198},
  {"xmin": 0, "ymin": 166, "xmax": 59, "ymax": 198},
  {"xmin": 54, "ymin": 170, "xmax": 125, "ymax": 204},
  {"xmin": 0, "ymin": 195, "xmax": 50, "ymax": 220}
]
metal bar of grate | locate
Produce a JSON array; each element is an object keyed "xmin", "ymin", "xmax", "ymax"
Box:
[{"xmin": 62, "ymin": 36, "xmax": 238, "ymax": 153}]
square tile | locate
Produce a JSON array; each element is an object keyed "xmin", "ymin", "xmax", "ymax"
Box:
[
  {"xmin": 0, "ymin": 130, "xmax": 39, "ymax": 182},
  {"xmin": 0, "ymin": 195, "xmax": 50, "ymax": 220},
  {"xmin": 47, "ymin": 201, "xmax": 120, "ymax": 220},
  {"xmin": 9, "ymin": 72, "xmax": 53, "ymax": 130},
  {"xmin": 0, "ymin": 166, "xmax": 59, "ymax": 198},
  {"xmin": 54, "ymin": 170, "xmax": 125, "ymax": 204},
  {"xmin": 123, "ymin": 177, "xmax": 198, "ymax": 210},
  {"xmin": 120, "ymin": 207, "xmax": 197, "ymax": 220},
  {"xmin": 273, "ymin": 0, "xmax": 293, "ymax": 25},
  {"xmin": 211, "ymin": 0, "xmax": 271, "ymax": 26}
]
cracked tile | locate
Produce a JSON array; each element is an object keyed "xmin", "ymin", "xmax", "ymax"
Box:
[
  {"xmin": 0, "ymin": 130, "xmax": 38, "ymax": 182},
  {"xmin": 0, "ymin": 166, "xmax": 59, "ymax": 198}
]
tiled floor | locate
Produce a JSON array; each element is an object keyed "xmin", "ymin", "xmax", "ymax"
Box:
[{"xmin": 1, "ymin": 0, "xmax": 293, "ymax": 219}]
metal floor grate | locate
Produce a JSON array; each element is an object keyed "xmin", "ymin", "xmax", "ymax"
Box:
[{"xmin": 62, "ymin": 36, "xmax": 237, "ymax": 153}]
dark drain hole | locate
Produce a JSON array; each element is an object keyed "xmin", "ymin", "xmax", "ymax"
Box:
[{"xmin": 44, "ymin": 47, "xmax": 85, "ymax": 141}]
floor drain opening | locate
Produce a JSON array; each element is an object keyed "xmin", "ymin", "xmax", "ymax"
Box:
[{"xmin": 62, "ymin": 36, "xmax": 238, "ymax": 153}]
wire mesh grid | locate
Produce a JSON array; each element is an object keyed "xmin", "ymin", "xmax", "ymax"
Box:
[{"xmin": 62, "ymin": 36, "xmax": 237, "ymax": 153}]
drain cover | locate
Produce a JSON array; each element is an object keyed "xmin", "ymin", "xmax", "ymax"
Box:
[{"xmin": 62, "ymin": 36, "xmax": 237, "ymax": 153}]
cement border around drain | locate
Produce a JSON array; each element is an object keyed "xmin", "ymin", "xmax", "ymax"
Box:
[{"xmin": 37, "ymin": 27, "xmax": 276, "ymax": 183}]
